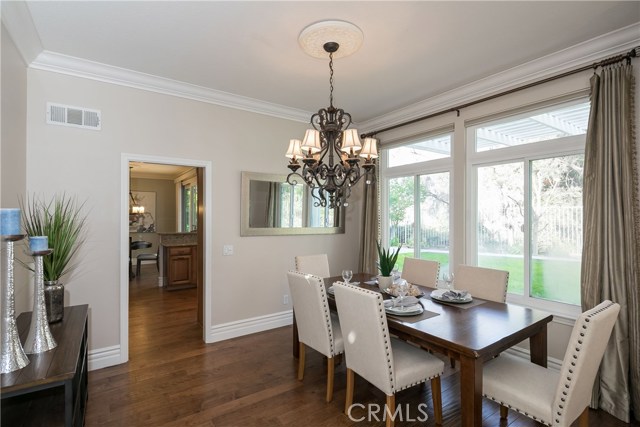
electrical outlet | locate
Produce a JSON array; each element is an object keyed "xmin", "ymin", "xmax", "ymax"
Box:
[{"xmin": 283, "ymin": 294, "xmax": 289, "ymax": 305}]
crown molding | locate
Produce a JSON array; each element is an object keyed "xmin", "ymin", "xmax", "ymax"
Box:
[
  {"xmin": 0, "ymin": 0, "xmax": 44, "ymax": 65},
  {"xmin": 30, "ymin": 51, "xmax": 311, "ymax": 123},
  {"xmin": 359, "ymin": 23, "xmax": 640, "ymax": 134}
]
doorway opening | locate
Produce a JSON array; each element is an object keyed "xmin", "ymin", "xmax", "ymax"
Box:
[{"xmin": 121, "ymin": 154, "xmax": 212, "ymax": 364}]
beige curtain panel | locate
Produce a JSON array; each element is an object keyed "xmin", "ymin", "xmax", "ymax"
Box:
[
  {"xmin": 358, "ymin": 170, "xmax": 379, "ymax": 275},
  {"xmin": 581, "ymin": 62, "xmax": 640, "ymax": 423}
]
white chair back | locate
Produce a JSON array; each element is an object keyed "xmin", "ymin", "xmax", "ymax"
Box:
[
  {"xmin": 333, "ymin": 282, "xmax": 396, "ymax": 395},
  {"xmin": 552, "ymin": 300, "xmax": 620, "ymax": 426},
  {"xmin": 454, "ymin": 265, "xmax": 509, "ymax": 302},
  {"xmin": 401, "ymin": 258, "xmax": 440, "ymax": 287},
  {"xmin": 287, "ymin": 271, "xmax": 339, "ymax": 357},
  {"xmin": 295, "ymin": 254, "xmax": 330, "ymax": 278}
]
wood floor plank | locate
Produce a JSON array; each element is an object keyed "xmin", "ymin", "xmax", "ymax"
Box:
[{"xmin": 84, "ymin": 265, "xmax": 638, "ymax": 427}]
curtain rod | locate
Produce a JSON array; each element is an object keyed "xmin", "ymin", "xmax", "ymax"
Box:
[{"xmin": 361, "ymin": 46, "xmax": 639, "ymax": 139}]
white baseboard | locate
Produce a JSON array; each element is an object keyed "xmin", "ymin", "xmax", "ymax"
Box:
[
  {"xmin": 88, "ymin": 345, "xmax": 121, "ymax": 371},
  {"xmin": 87, "ymin": 311, "xmax": 294, "ymax": 370},
  {"xmin": 505, "ymin": 346, "xmax": 563, "ymax": 372},
  {"xmin": 208, "ymin": 310, "xmax": 293, "ymax": 343}
]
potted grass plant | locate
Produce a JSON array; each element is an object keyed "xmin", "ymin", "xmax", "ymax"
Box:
[
  {"xmin": 21, "ymin": 194, "xmax": 87, "ymax": 323},
  {"xmin": 376, "ymin": 241, "xmax": 401, "ymax": 291}
]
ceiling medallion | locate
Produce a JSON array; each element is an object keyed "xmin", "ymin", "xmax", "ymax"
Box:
[{"xmin": 298, "ymin": 20, "xmax": 364, "ymax": 59}]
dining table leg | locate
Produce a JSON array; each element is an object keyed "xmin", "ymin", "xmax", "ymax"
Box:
[
  {"xmin": 529, "ymin": 326, "xmax": 548, "ymax": 367},
  {"xmin": 459, "ymin": 355, "xmax": 483, "ymax": 427}
]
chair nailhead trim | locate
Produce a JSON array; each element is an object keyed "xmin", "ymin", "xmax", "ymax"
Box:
[
  {"xmin": 483, "ymin": 394, "xmax": 551, "ymax": 426},
  {"xmin": 551, "ymin": 301, "xmax": 616, "ymax": 426}
]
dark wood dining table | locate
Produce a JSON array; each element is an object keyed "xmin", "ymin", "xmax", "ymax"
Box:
[{"xmin": 291, "ymin": 272, "xmax": 553, "ymax": 427}]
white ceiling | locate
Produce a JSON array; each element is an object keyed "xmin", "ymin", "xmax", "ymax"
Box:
[{"xmin": 11, "ymin": 1, "xmax": 640, "ymax": 124}]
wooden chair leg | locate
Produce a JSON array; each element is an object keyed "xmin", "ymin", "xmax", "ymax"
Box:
[
  {"xmin": 345, "ymin": 368, "xmax": 355, "ymax": 415},
  {"xmin": 297, "ymin": 342, "xmax": 305, "ymax": 380},
  {"xmin": 578, "ymin": 407, "xmax": 589, "ymax": 427},
  {"xmin": 386, "ymin": 394, "xmax": 396, "ymax": 427},
  {"xmin": 326, "ymin": 357, "xmax": 335, "ymax": 402},
  {"xmin": 431, "ymin": 376, "xmax": 442, "ymax": 425},
  {"xmin": 500, "ymin": 405, "xmax": 508, "ymax": 419}
]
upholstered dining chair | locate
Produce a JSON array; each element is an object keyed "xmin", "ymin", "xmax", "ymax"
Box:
[
  {"xmin": 447, "ymin": 265, "xmax": 509, "ymax": 368},
  {"xmin": 483, "ymin": 300, "xmax": 620, "ymax": 427},
  {"xmin": 295, "ymin": 254, "xmax": 330, "ymax": 278},
  {"xmin": 287, "ymin": 271, "xmax": 344, "ymax": 402},
  {"xmin": 333, "ymin": 282, "xmax": 444, "ymax": 427},
  {"xmin": 401, "ymin": 258, "xmax": 440, "ymax": 287},
  {"xmin": 454, "ymin": 265, "xmax": 509, "ymax": 303}
]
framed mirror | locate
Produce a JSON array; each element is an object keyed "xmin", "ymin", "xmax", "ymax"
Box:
[{"xmin": 241, "ymin": 171, "xmax": 345, "ymax": 236}]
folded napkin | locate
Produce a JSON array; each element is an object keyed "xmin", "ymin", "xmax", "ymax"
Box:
[
  {"xmin": 364, "ymin": 280, "xmax": 377, "ymax": 285},
  {"xmin": 442, "ymin": 290, "xmax": 469, "ymax": 300},
  {"xmin": 384, "ymin": 296, "xmax": 420, "ymax": 308}
]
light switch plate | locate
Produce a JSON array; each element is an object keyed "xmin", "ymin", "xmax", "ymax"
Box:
[{"xmin": 223, "ymin": 245, "xmax": 234, "ymax": 256}]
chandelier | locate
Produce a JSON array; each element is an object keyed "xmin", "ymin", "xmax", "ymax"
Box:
[{"xmin": 285, "ymin": 21, "xmax": 378, "ymax": 209}]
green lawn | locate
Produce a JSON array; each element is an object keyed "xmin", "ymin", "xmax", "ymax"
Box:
[{"xmin": 396, "ymin": 251, "xmax": 580, "ymax": 305}]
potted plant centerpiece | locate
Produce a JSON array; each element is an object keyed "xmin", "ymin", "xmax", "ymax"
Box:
[
  {"xmin": 21, "ymin": 194, "xmax": 87, "ymax": 323},
  {"xmin": 376, "ymin": 241, "xmax": 401, "ymax": 292}
]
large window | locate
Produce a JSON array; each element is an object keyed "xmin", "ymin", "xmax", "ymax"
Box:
[
  {"xmin": 384, "ymin": 132, "xmax": 452, "ymax": 275},
  {"xmin": 181, "ymin": 178, "xmax": 198, "ymax": 232},
  {"xmin": 469, "ymin": 100, "xmax": 588, "ymax": 311}
]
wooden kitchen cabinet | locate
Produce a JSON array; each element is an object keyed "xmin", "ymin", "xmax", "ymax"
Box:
[{"xmin": 166, "ymin": 245, "xmax": 197, "ymax": 290}]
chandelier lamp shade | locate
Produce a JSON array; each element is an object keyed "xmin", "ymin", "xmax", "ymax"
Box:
[{"xmin": 286, "ymin": 21, "xmax": 377, "ymax": 209}]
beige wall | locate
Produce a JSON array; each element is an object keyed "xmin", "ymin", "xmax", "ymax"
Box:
[
  {"xmin": 24, "ymin": 68, "xmax": 362, "ymax": 353},
  {"xmin": 1, "ymin": 23, "xmax": 30, "ymax": 313}
]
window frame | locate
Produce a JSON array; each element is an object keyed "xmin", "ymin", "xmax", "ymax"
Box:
[
  {"xmin": 466, "ymin": 103, "xmax": 587, "ymax": 318},
  {"xmin": 381, "ymin": 130, "xmax": 454, "ymax": 272},
  {"xmin": 180, "ymin": 176, "xmax": 198, "ymax": 232}
]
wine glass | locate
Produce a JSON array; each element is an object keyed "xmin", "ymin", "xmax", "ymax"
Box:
[
  {"xmin": 341, "ymin": 269, "xmax": 353, "ymax": 284},
  {"xmin": 391, "ymin": 267, "xmax": 400, "ymax": 284},
  {"xmin": 443, "ymin": 272, "xmax": 455, "ymax": 291},
  {"xmin": 396, "ymin": 280, "xmax": 408, "ymax": 309}
]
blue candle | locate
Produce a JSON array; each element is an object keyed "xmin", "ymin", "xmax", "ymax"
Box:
[
  {"xmin": 30, "ymin": 236, "xmax": 48, "ymax": 252},
  {"xmin": 0, "ymin": 208, "xmax": 21, "ymax": 236}
]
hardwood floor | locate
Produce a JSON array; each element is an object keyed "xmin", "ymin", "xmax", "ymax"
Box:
[{"xmin": 85, "ymin": 264, "xmax": 637, "ymax": 426}]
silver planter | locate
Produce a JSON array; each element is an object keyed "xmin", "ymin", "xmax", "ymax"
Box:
[
  {"xmin": 1, "ymin": 237, "xmax": 30, "ymax": 373},
  {"xmin": 24, "ymin": 251, "xmax": 57, "ymax": 354},
  {"xmin": 44, "ymin": 280, "xmax": 64, "ymax": 323}
]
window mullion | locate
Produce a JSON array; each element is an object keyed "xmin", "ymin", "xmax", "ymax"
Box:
[
  {"xmin": 523, "ymin": 159, "xmax": 532, "ymax": 300},
  {"xmin": 414, "ymin": 175, "xmax": 421, "ymax": 258}
]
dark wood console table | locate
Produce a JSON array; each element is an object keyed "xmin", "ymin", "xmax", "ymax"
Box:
[{"xmin": 1, "ymin": 304, "xmax": 89, "ymax": 427}]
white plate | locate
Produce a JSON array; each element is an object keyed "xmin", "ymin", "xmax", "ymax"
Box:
[
  {"xmin": 385, "ymin": 304, "xmax": 424, "ymax": 316},
  {"xmin": 430, "ymin": 289, "xmax": 473, "ymax": 304}
]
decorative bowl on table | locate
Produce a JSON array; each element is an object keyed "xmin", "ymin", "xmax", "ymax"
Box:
[{"xmin": 384, "ymin": 283, "xmax": 424, "ymax": 298}]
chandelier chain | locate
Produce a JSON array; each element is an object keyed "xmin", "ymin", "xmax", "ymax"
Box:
[{"xmin": 329, "ymin": 51, "xmax": 334, "ymax": 108}]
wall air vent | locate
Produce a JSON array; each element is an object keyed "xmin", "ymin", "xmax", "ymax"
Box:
[{"xmin": 46, "ymin": 102, "xmax": 101, "ymax": 130}]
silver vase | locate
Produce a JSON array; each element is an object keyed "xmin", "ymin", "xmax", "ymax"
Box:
[
  {"xmin": 24, "ymin": 251, "xmax": 57, "ymax": 353},
  {"xmin": 1, "ymin": 237, "xmax": 30, "ymax": 373}
]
